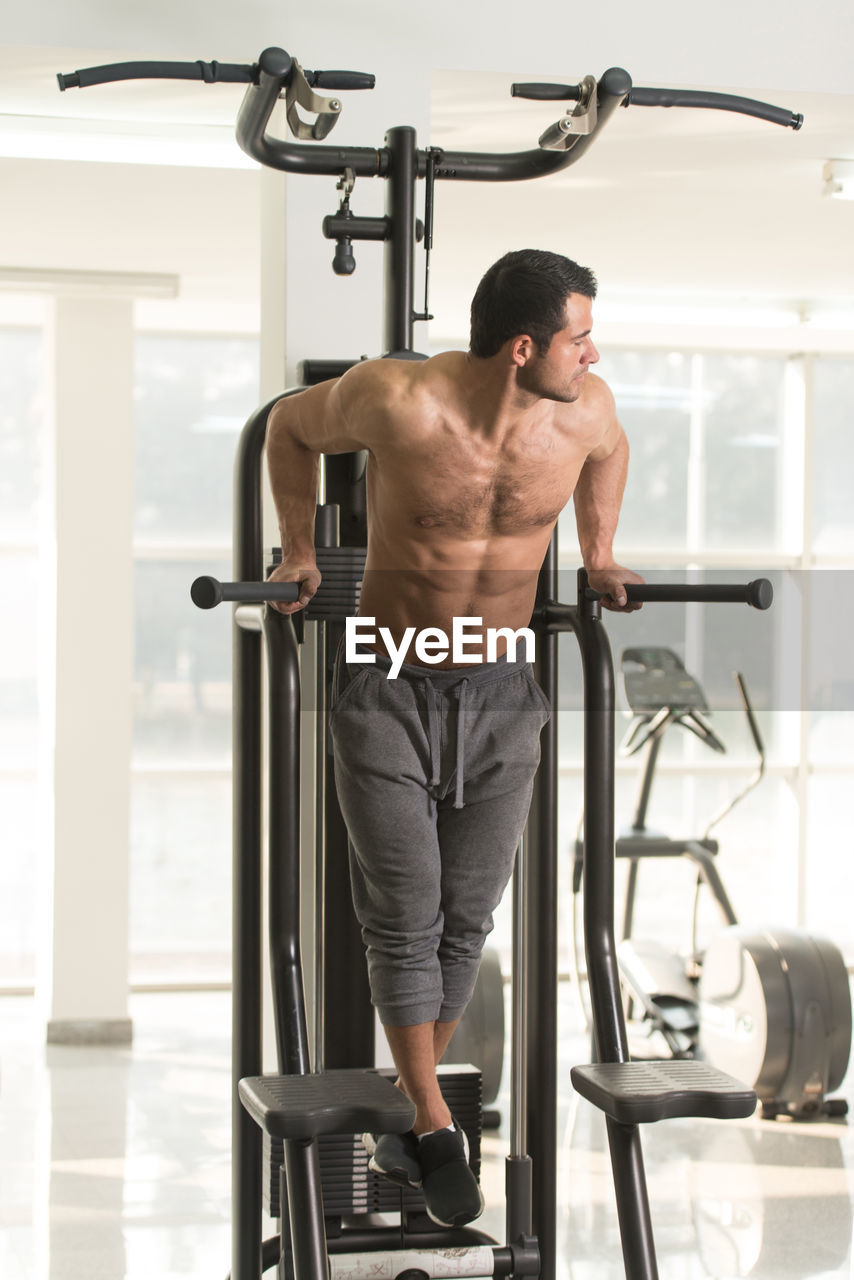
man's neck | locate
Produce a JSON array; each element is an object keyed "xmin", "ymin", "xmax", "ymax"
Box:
[{"xmin": 458, "ymin": 351, "xmax": 547, "ymax": 438}]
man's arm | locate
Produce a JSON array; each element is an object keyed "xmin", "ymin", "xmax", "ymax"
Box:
[
  {"xmin": 573, "ymin": 383, "xmax": 643, "ymax": 610},
  {"xmin": 265, "ymin": 372, "xmax": 373, "ymax": 613}
]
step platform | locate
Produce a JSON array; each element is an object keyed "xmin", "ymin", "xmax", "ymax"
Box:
[
  {"xmin": 239, "ymin": 1068, "xmax": 415, "ymax": 1140},
  {"xmin": 570, "ymin": 1060, "xmax": 757, "ymax": 1125},
  {"xmin": 251, "ymin": 1066, "xmax": 482, "ymax": 1220}
]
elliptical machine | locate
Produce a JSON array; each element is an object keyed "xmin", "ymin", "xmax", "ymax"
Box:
[{"xmin": 573, "ymin": 645, "xmax": 852, "ymax": 1121}]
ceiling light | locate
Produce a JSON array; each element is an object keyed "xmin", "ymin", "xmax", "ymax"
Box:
[{"xmin": 822, "ymin": 159, "xmax": 854, "ymax": 201}]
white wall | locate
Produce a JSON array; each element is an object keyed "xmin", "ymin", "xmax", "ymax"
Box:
[{"xmin": 6, "ymin": 0, "xmax": 854, "ymax": 92}]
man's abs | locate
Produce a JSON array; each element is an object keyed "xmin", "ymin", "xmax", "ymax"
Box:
[{"xmin": 356, "ymin": 558, "xmax": 544, "ymax": 668}]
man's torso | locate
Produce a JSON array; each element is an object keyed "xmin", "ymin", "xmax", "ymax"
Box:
[{"xmin": 344, "ymin": 352, "xmax": 607, "ymax": 664}]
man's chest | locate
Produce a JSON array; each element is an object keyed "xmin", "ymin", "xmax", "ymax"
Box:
[{"xmin": 369, "ymin": 442, "xmax": 580, "ymax": 537}]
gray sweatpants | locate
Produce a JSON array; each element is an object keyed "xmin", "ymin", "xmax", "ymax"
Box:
[{"xmin": 329, "ymin": 643, "xmax": 550, "ymax": 1027}]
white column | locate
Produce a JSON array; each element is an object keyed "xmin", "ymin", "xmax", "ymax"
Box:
[
  {"xmin": 38, "ymin": 294, "xmax": 135, "ymax": 1044},
  {"xmin": 260, "ymin": 163, "xmax": 289, "ymax": 408}
]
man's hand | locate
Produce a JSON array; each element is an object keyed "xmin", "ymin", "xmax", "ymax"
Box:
[
  {"xmin": 586, "ymin": 564, "xmax": 645, "ymax": 612},
  {"xmin": 267, "ymin": 561, "xmax": 321, "ymax": 615}
]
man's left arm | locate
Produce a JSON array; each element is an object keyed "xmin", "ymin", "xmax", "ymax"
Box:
[{"xmin": 573, "ymin": 383, "xmax": 644, "ymax": 610}]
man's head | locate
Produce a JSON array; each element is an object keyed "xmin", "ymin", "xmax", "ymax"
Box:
[{"xmin": 469, "ymin": 248, "xmax": 597, "ymax": 359}]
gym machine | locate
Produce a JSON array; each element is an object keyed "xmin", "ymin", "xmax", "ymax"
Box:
[
  {"xmin": 573, "ymin": 645, "xmax": 852, "ymax": 1120},
  {"xmin": 59, "ymin": 42, "xmax": 802, "ymax": 1280},
  {"xmin": 193, "ymin": 561, "xmax": 774, "ymax": 1280}
]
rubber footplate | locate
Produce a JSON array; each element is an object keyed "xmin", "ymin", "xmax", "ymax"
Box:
[{"xmin": 571, "ymin": 1060, "xmax": 756, "ymax": 1124}]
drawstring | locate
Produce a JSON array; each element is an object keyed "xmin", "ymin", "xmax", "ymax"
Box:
[
  {"xmin": 454, "ymin": 679, "xmax": 469, "ymax": 809},
  {"xmin": 423, "ymin": 677, "xmax": 469, "ymax": 808},
  {"xmin": 424, "ymin": 682, "xmax": 442, "ymax": 790}
]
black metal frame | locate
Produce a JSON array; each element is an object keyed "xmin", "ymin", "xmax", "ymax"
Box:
[
  {"xmin": 221, "ymin": 464, "xmax": 772, "ymax": 1280},
  {"xmin": 536, "ymin": 572, "xmax": 770, "ymax": 1280},
  {"xmin": 61, "ymin": 41, "xmax": 796, "ymax": 1280},
  {"xmin": 230, "ymin": 402, "xmax": 548, "ymax": 1278},
  {"xmin": 211, "ymin": 58, "xmax": 785, "ymax": 1280},
  {"xmin": 58, "ymin": 46, "xmax": 802, "ymax": 354}
]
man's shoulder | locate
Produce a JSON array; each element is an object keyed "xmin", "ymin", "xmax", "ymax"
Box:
[
  {"xmin": 551, "ymin": 372, "xmax": 618, "ymax": 455},
  {"xmin": 349, "ymin": 350, "xmax": 464, "ymax": 384},
  {"xmin": 578, "ymin": 371, "xmax": 616, "ymax": 410},
  {"xmin": 341, "ymin": 351, "xmax": 464, "ymax": 411}
]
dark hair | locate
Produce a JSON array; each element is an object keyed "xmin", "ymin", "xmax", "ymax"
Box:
[{"xmin": 469, "ymin": 249, "xmax": 597, "ymax": 358}]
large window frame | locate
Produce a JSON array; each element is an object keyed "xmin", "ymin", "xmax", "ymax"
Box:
[
  {"xmin": 552, "ymin": 339, "xmax": 854, "ymax": 964},
  {"xmin": 130, "ymin": 328, "xmax": 260, "ymax": 990},
  {"xmin": 2, "ymin": 319, "xmax": 853, "ymax": 990}
]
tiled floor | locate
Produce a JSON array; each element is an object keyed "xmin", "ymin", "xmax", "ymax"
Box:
[{"xmin": 1, "ymin": 988, "xmax": 852, "ymax": 1279}]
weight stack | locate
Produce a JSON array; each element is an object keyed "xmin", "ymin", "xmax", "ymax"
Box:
[{"xmin": 263, "ymin": 1065, "xmax": 483, "ymax": 1220}]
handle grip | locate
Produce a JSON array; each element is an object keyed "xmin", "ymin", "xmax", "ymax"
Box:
[
  {"xmin": 511, "ymin": 82, "xmax": 584, "ymax": 101},
  {"xmin": 587, "ymin": 578, "xmax": 773, "ymax": 610},
  {"xmin": 191, "ymin": 576, "xmax": 300, "ymax": 609},
  {"xmin": 628, "ymin": 86, "xmax": 802, "ymax": 130},
  {"xmin": 305, "ymin": 69, "xmax": 375, "ymax": 91},
  {"xmin": 57, "ymin": 59, "xmax": 256, "ymax": 91}
]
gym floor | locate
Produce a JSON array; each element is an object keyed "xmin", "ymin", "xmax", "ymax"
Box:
[{"xmin": 2, "ymin": 985, "xmax": 852, "ymax": 1280}]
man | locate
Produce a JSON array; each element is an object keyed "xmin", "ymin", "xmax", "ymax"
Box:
[{"xmin": 265, "ymin": 248, "xmax": 642, "ymax": 1228}]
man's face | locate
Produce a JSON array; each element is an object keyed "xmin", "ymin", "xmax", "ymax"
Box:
[{"xmin": 516, "ymin": 294, "xmax": 599, "ymax": 403}]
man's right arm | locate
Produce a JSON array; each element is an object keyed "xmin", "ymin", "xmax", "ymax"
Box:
[{"xmin": 265, "ymin": 372, "xmax": 374, "ymax": 614}]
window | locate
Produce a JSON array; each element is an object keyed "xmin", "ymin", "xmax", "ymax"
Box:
[
  {"xmin": 812, "ymin": 358, "xmax": 854, "ymax": 556},
  {"xmin": 130, "ymin": 334, "xmax": 259, "ymax": 985},
  {"xmin": 552, "ymin": 345, "xmax": 854, "ymax": 965},
  {"xmin": 581, "ymin": 350, "xmax": 789, "ymax": 556}
]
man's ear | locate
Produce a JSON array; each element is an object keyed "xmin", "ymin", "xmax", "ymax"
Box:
[{"xmin": 510, "ymin": 334, "xmax": 535, "ymax": 367}]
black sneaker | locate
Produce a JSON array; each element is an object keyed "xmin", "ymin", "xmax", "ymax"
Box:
[
  {"xmin": 362, "ymin": 1130, "xmax": 422, "ymax": 1188},
  {"xmin": 417, "ymin": 1120, "xmax": 485, "ymax": 1228}
]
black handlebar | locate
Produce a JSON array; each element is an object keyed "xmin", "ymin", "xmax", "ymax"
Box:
[
  {"xmin": 306, "ymin": 70, "xmax": 375, "ymax": 91},
  {"xmin": 57, "ymin": 53, "xmax": 375, "ymax": 95},
  {"xmin": 191, "ymin": 576, "xmax": 299, "ymax": 609},
  {"xmin": 511, "ymin": 79, "xmax": 801, "ymax": 129},
  {"xmin": 194, "ymin": 574, "xmax": 773, "ymax": 613},
  {"xmin": 586, "ymin": 578, "xmax": 774, "ymax": 610},
  {"xmin": 57, "ymin": 49, "xmax": 803, "ymax": 180},
  {"xmin": 627, "ymin": 86, "xmax": 803, "ymax": 130},
  {"xmin": 511, "ymin": 82, "xmax": 585, "ymax": 101},
  {"xmin": 538, "ymin": 575, "xmax": 774, "ymax": 635},
  {"xmin": 57, "ymin": 59, "xmax": 258, "ymax": 91}
]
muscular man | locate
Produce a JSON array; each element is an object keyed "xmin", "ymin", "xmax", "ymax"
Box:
[{"xmin": 265, "ymin": 248, "xmax": 641, "ymax": 1227}]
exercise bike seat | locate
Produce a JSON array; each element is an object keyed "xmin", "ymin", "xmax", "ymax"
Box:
[
  {"xmin": 570, "ymin": 1060, "xmax": 756, "ymax": 1125},
  {"xmin": 239, "ymin": 1069, "xmax": 416, "ymax": 1140}
]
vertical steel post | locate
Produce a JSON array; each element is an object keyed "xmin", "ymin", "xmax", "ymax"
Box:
[
  {"xmin": 506, "ymin": 835, "xmax": 534, "ymax": 1246},
  {"xmin": 574, "ymin": 586, "xmax": 627, "ymax": 1065},
  {"xmin": 231, "ymin": 400, "xmax": 278, "ymax": 1280},
  {"xmin": 262, "ymin": 609, "xmax": 310, "ymax": 1075},
  {"xmin": 312, "ymin": 504, "xmax": 340, "ymax": 1073},
  {"xmin": 526, "ymin": 535, "xmax": 559, "ymax": 1280},
  {"xmin": 383, "ymin": 126, "xmax": 417, "ymax": 353},
  {"xmin": 263, "ymin": 607, "xmax": 330, "ymax": 1280},
  {"xmin": 573, "ymin": 573, "xmax": 658, "ymax": 1280}
]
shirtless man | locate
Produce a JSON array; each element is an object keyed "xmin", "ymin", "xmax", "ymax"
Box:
[{"xmin": 265, "ymin": 248, "xmax": 642, "ymax": 1228}]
